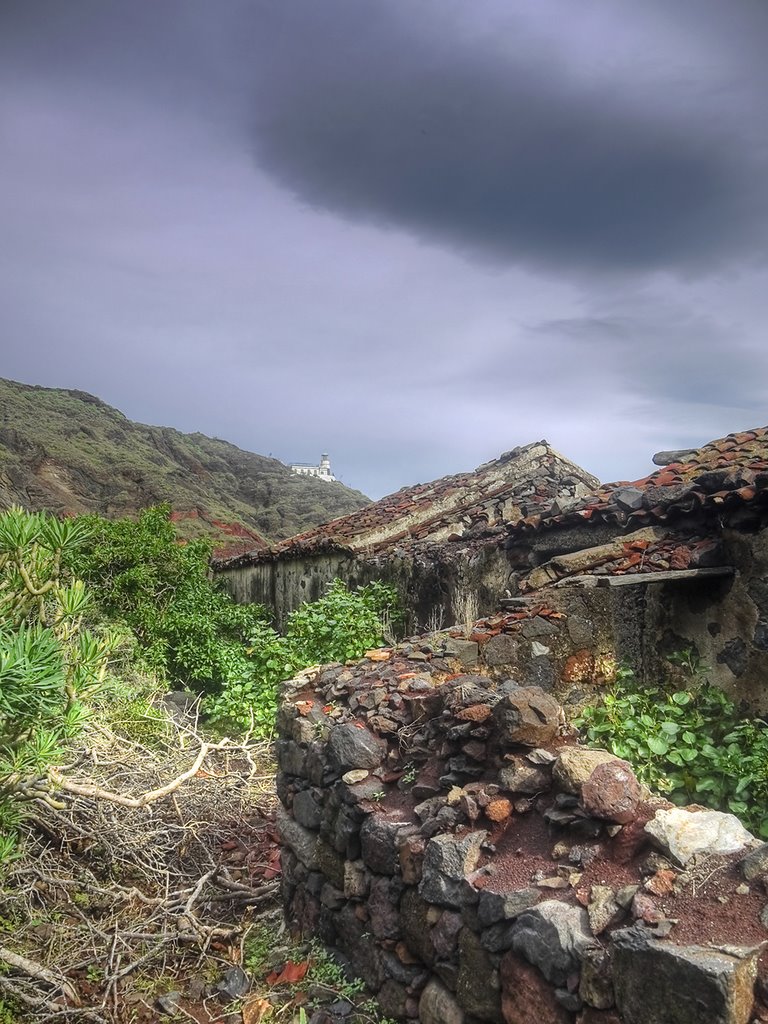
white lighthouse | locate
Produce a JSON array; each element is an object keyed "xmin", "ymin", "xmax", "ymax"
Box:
[{"xmin": 289, "ymin": 453, "xmax": 337, "ymax": 482}]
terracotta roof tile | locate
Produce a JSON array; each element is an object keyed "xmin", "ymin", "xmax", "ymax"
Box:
[
  {"xmin": 215, "ymin": 441, "xmax": 599, "ymax": 569},
  {"xmin": 508, "ymin": 426, "xmax": 768, "ymax": 537}
]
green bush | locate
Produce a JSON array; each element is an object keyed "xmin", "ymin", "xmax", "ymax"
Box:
[
  {"xmin": 285, "ymin": 579, "xmax": 400, "ymax": 666},
  {"xmin": 0, "ymin": 507, "xmax": 115, "ymax": 861},
  {"xmin": 574, "ymin": 669, "xmax": 768, "ymax": 837},
  {"xmin": 66, "ymin": 505, "xmax": 270, "ymax": 689},
  {"xmin": 205, "ymin": 579, "xmax": 401, "ymax": 733},
  {"xmin": 67, "ymin": 507, "xmax": 401, "ymax": 735}
]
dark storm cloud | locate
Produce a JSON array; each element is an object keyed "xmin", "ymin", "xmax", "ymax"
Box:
[
  {"xmin": 246, "ymin": 1, "xmax": 768, "ymax": 273},
  {"xmin": 1, "ymin": 1, "xmax": 767, "ymax": 499}
]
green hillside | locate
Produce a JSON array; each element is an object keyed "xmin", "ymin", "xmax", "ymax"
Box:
[{"xmin": 0, "ymin": 378, "xmax": 369, "ymax": 552}]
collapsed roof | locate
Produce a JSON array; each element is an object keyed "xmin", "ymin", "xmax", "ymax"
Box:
[
  {"xmin": 507, "ymin": 427, "xmax": 768, "ymax": 593},
  {"xmin": 508, "ymin": 427, "xmax": 768, "ymax": 536},
  {"xmin": 216, "ymin": 441, "xmax": 599, "ymax": 569}
]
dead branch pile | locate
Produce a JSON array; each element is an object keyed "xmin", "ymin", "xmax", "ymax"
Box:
[{"xmin": 0, "ymin": 709, "xmax": 281, "ymax": 1023}]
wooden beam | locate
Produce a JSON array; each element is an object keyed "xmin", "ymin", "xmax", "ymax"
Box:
[
  {"xmin": 553, "ymin": 566, "xmax": 734, "ymax": 589},
  {"xmin": 499, "ymin": 565, "xmax": 734, "ymax": 604}
]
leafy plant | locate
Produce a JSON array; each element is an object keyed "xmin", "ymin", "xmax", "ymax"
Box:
[
  {"xmin": 574, "ymin": 667, "xmax": 768, "ymax": 837},
  {"xmin": 305, "ymin": 940, "xmax": 365, "ymax": 1000},
  {"xmin": 285, "ymin": 579, "xmax": 400, "ymax": 666},
  {"xmin": 0, "ymin": 998, "xmax": 22, "ymax": 1024},
  {"xmin": 0, "ymin": 507, "xmax": 116, "ymax": 862},
  {"xmin": 66, "ymin": 505, "xmax": 272, "ymax": 686},
  {"xmin": 68, "ymin": 509, "xmax": 401, "ymax": 737},
  {"xmin": 206, "ymin": 579, "xmax": 401, "ymax": 733}
]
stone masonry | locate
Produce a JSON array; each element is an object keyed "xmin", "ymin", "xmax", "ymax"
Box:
[{"xmin": 275, "ymin": 624, "xmax": 768, "ymax": 1024}]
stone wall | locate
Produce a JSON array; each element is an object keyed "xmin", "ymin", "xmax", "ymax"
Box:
[
  {"xmin": 217, "ymin": 544, "xmax": 513, "ymax": 632},
  {"xmin": 275, "ymin": 633, "xmax": 768, "ymax": 1024},
  {"xmin": 655, "ymin": 526, "xmax": 768, "ymax": 709},
  {"xmin": 217, "ymin": 517, "xmax": 768, "ymax": 711}
]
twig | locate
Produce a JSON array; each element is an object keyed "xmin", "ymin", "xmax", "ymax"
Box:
[{"xmin": 0, "ymin": 942, "xmax": 80, "ymax": 1005}]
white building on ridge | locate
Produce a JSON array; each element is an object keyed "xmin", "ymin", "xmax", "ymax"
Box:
[{"xmin": 289, "ymin": 453, "xmax": 336, "ymax": 482}]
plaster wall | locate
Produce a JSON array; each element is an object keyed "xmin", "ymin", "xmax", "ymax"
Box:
[{"xmin": 216, "ymin": 544, "xmax": 516, "ymax": 633}]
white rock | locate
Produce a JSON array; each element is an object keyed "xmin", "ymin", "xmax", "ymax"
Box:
[{"xmin": 644, "ymin": 807, "xmax": 756, "ymax": 866}]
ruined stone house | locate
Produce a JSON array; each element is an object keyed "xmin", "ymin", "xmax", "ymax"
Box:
[
  {"xmin": 217, "ymin": 426, "xmax": 768, "ymax": 711},
  {"xmin": 271, "ymin": 428, "xmax": 768, "ymax": 1024},
  {"xmin": 499, "ymin": 426, "xmax": 768, "ymax": 709},
  {"xmin": 213, "ymin": 441, "xmax": 600, "ymax": 629}
]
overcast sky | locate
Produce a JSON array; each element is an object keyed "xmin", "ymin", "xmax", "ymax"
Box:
[{"xmin": 1, "ymin": 1, "xmax": 766, "ymax": 498}]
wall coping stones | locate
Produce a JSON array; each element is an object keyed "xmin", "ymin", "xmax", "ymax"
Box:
[
  {"xmin": 419, "ymin": 831, "xmax": 487, "ymax": 909},
  {"xmin": 510, "ymin": 900, "xmax": 599, "ymax": 986},
  {"xmin": 644, "ymin": 807, "xmax": 758, "ymax": 867},
  {"xmin": 611, "ymin": 924, "xmax": 761, "ymax": 1024}
]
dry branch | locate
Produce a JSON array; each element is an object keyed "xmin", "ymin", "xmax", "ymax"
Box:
[
  {"xmin": 48, "ymin": 735, "xmax": 235, "ymax": 808},
  {"xmin": 0, "ymin": 943, "xmax": 80, "ymax": 1005},
  {"xmin": 0, "ymin": 712, "xmax": 280, "ymax": 1023}
]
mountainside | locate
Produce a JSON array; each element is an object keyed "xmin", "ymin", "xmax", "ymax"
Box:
[{"xmin": 0, "ymin": 379, "xmax": 370, "ymax": 554}]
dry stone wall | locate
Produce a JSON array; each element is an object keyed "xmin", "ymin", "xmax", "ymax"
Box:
[{"xmin": 275, "ymin": 625, "xmax": 768, "ymax": 1024}]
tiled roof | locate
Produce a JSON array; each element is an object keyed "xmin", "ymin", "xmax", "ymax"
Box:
[
  {"xmin": 508, "ymin": 427, "xmax": 768, "ymax": 537},
  {"xmin": 215, "ymin": 442, "xmax": 598, "ymax": 569},
  {"xmin": 517, "ymin": 530, "xmax": 725, "ymax": 592}
]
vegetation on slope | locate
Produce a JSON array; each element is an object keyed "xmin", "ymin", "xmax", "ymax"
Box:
[{"xmin": 0, "ymin": 377, "xmax": 369, "ymax": 552}]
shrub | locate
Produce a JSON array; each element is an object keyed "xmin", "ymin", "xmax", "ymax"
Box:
[
  {"xmin": 68, "ymin": 508, "xmax": 402, "ymax": 735},
  {"xmin": 66, "ymin": 505, "xmax": 270, "ymax": 689},
  {"xmin": 285, "ymin": 579, "xmax": 401, "ymax": 666},
  {"xmin": 205, "ymin": 579, "xmax": 402, "ymax": 733},
  {"xmin": 0, "ymin": 507, "xmax": 115, "ymax": 860},
  {"xmin": 574, "ymin": 668, "xmax": 768, "ymax": 837}
]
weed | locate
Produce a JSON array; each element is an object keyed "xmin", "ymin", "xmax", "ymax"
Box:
[
  {"xmin": 0, "ymin": 998, "xmax": 22, "ymax": 1024},
  {"xmin": 574, "ymin": 663, "xmax": 768, "ymax": 836},
  {"xmin": 243, "ymin": 922, "xmax": 279, "ymax": 976},
  {"xmin": 307, "ymin": 941, "xmax": 365, "ymax": 1000}
]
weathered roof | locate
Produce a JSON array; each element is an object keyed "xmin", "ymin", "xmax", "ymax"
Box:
[
  {"xmin": 215, "ymin": 441, "xmax": 598, "ymax": 569},
  {"xmin": 516, "ymin": 527, "xmax": 727, "ymax": 592},
  {"xmin": 508, "ymin": 427, "xmax": 768, "ymax": 537}
]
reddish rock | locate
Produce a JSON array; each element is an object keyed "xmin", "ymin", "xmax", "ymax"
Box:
[
  {"xmin": 470, "ymin": 631, "xmax": 491, "ymax": 645},
  {"xmin": 643, "ymin": 869, "xmax": 676, "ymax": 896},
  {"xmin": 669, "ymin": 546, "xmax": 693, "ymax": 570},
  {"xmin": 562, "ymin": 649, "xmax": 596, "ymax": 685},
  {"xmin": 611, "ymin": 807, "xmax": 655, "ymax": 864},
  {"xmin": 463, "ymin": 740, "xmax": 487, "ymax": 761},
  {"xmin": 486, "ymin": 798, "xmax": 513, "ymax": 823},
  {"xmin": 456, "ymin": 703, "xmax": 492, "ymax": 722},
  {"xmin": 631, "ymin": 892, "xmax": 665, "ymax": 924},
  {"xmin": 581, "ymin": 761, "xmax": 641, "ymax": 824},
  {"xmin": 500, "ymin": 952, "xmax": 572, "ymax": 1024}
]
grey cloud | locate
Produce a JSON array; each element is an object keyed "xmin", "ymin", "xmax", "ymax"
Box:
[
  {"xmin": 246, "ymin": 2, "xmax": 767, "ymax": 274},
  {"xmin": 1, "ymin": 1, "xmax": 767, "ymax": 501}
]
